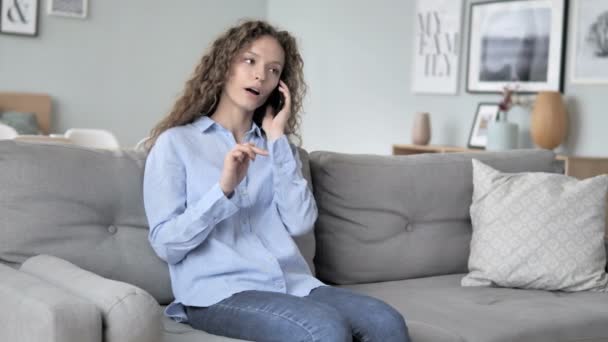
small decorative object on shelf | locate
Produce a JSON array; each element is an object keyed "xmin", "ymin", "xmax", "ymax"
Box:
[
  {"xmin": 487, "ymin": 85, "xmax": 519, "ymax": 151},
  {"xmin": 497, "ymin": 85, "xmax": 515, "ymax": 121},
  {"xmin": 531, "ymin": 91, "xmax": 568, "ymax": 150},
  {"xmin": 468, "ymin": 103, "xmax": 499, "ymax": 149},
  {"xmin": 412, "ymin": 112, "xmax": 431, "ymax": 145}
]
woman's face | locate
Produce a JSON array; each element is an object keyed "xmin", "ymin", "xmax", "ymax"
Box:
[{"xmin": 223, "ymin": 35, "xmax": 285, "ymax": 113}]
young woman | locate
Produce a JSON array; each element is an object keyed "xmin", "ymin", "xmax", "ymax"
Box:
[{"xmin": 143, "ymin": 19, "xmax": 410, "ymax": 342}]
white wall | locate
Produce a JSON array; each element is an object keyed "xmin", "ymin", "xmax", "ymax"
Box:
[
  {"xmin": 0, "ymin": 0, "xmax": 266, "ymax": 146},
  {"xmin": 268, "ymin": 0, "xmax": 608, "ymax": 157}
]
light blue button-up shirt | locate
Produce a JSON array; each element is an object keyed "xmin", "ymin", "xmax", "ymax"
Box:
[{"xmin": 143, "ymin": 116, "xmax": 325, "ymax": 322}]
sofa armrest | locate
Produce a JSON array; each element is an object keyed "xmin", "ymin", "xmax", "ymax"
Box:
[
  {"xmin": 21, "ymin": 255, "xmax": 162, "ymax": 342},
  {"xmin": 0, "ymin": 263, "xmax": 102, "ymax": 342}
]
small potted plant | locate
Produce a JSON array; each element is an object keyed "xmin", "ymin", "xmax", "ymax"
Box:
[
  {"xmin": 487, "ymin": 85, "xmax": 519, "ymax": 150},
  {"xmin": 497, "ymin": 85, "xmax": 515, "ymax": 121}
]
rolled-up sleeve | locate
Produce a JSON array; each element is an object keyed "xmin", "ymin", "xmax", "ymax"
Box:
[
  {"xmin": 268, "ymin": 135, "xmax": 318, "ymax": 237},
  {"xmin": 143, "ymin": 132, "xmax": 239, "ymax": 265}
]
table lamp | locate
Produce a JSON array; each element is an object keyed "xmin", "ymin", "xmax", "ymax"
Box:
[{"xmin": 530, "ymin": 91, "xmax": 568, "ymax": 150}]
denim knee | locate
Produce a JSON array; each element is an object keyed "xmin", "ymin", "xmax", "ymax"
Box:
[
  {"xmin": 306, "ymin": 306, "xmax": 351, "ymax": 342},
  {"xmin": 368, "ymin": 302, "xmax": 409, "ymax": 341}
]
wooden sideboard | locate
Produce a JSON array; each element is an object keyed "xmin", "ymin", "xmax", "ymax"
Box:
[{"xmin": 392, "ymin": 144, "xmax": 608, "ymax": 238}]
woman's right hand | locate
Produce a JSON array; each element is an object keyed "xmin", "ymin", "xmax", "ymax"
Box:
[{"xmin": 219, "ymin": 142, "xmax": 269, "ymax": 197}]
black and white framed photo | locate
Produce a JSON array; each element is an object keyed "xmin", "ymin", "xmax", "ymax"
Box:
[
  {"xmin": 48, "ymin": 0, "xmax": 87, "ymax": 19},
  {"xmin": 468, "ymin": 103, "xmax": 499, "ymax": 149},
  {"xmin": 466, "ymin": 0, "xmax": 568, "ymax": 93},
  {"xmin": 411, "ymin": 0, "xmax": 464, "ymax": 95},
  {"xmin": 571, "ymin": 0, "xmax": 608, "ymax": 84},
  {"xmin": 0, "ymin": 0, "xmax": 39, "ymax": 36}
]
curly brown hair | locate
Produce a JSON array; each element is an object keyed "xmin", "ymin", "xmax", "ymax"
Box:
[{"xmin": 145, "ymin": 19, "xmax": 306, "ymax": 151}]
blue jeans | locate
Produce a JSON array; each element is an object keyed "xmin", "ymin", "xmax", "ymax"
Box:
[{"xmin": 186, "ymin": 286, "xmax": 410, "ymax": 342}]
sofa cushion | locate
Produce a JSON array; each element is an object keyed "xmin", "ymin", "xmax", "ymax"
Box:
[
  {"xmin": 341, "ymin": 274, "xmax": 608, "ymax": 342},
  {"xmin": 463, "ymin": 160, "xmax": 608, "ymax": 291},
  {"xmin": 0, "ymin": 263, "xmax": 102, "ymax": 342},
  {"xmin": 0, "ymin": 141, "xmax": 173, "ymax": 303},
  {"xmin": 21, "ymin": 255, "xmax": 161, "ymax": 342},
  {"xmin": 161, "ymin": 313, "xmax": 247, "ymax": 341},
  {"xmin": 309, "ymin": 149, "xmax": 557, "ymax": 285}
]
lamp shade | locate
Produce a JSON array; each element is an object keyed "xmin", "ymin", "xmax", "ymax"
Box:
[{"xmin": 530, "ymin": 91, "xmax": 568, "ymax": 150}]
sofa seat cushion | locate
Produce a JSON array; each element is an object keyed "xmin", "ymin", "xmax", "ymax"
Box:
[
  {"xmin": 340, "ymin": 274, "xmax": 608, "ymax": 342},
  {"xmin": 161, "ymin": 311, "xmax": 248, "ymax": 342}
]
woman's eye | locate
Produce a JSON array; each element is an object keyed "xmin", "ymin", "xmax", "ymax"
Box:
[
  {"xmin": 269, "ymin": 68, "xmax": 280, "ymax": 75},
  {"xmin": 244, "ymin": 58, "xmax": 254, "ymax": 64}
]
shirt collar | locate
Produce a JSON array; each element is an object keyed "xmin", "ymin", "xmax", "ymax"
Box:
[
  {"xmin": 249, "ymin": 121, "xmax": 263, "ymax": 138},
  {"xmin": 192, "ymin": 115, "xmax": 215, "ymax": 132},
  {"xmin": 192, "ymin": 115, "xmax": 262, "ymax": 137}
]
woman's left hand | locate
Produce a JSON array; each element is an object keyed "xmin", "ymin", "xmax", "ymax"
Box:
[{"xmin": 262, "ymin": 80, "xmax": 292, "ymax": 141}]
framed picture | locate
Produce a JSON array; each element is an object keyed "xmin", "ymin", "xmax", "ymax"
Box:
[
  {"xmin": 0, "ymin": 0, "xmax": 39, "ymax": 36},
  {"xmin": 48, "ymin": 0, "xmax": 88, "ymax": 19},
  {"xmin": 468, "ymin": 103, "xmax": 499, "ymax": 149},
  {"xmin": 411, "ymin": 0, "xmax": 464, "ymax": 95},
  {"xmin": 571, "ymin": 0, "xmax": 608, "ymax": 84},
  {"xmin": 466, "ymin": 0, "xmax": 568, "ymax": 93}
]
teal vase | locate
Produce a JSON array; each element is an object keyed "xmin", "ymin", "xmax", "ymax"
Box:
[{"xmin": 486, "ymin": 111, "xmax": 518, "ymax": 151}]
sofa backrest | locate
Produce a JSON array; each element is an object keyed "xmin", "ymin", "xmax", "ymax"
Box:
[
  {"xmin": 4, "ymin": 141, "xmax": 601, "ymax": 296},
  {"xmin": 0, "ymin": 141, "xmax": 171, "ymax": 303},
  {"xmin": 293, "ymin": 147, "xmax": 317, "ymax": 275},
  {"xmin": 0, "ymin": 141, "xmax": 317, "ymax": 305},
  {"xmin": 309, "ymin": 149, "xmax": 558, "ymax": 285}
]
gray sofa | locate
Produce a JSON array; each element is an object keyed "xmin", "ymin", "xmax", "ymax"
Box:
[{"xmin": 1, "ymin": 140, "xmax": 607, "ymax": 342}]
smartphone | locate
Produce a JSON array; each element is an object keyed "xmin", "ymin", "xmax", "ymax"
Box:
[
  {"xmin": 266, "ymin": 87, "xmax": 284, "ymax": 115},
  {"xmin": 253, "ymin": 85, "xmax": 284, "ymax": 130}
]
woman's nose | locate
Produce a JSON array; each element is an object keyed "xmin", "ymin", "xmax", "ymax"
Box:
[{"xmin": 254, "ymin": 69, "xmax": 266, "ymax": 81}]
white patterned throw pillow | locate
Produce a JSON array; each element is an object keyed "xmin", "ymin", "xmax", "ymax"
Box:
[{"xmin": 462, "ymin": 159, "xmax": 608, "ymax": 292}]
